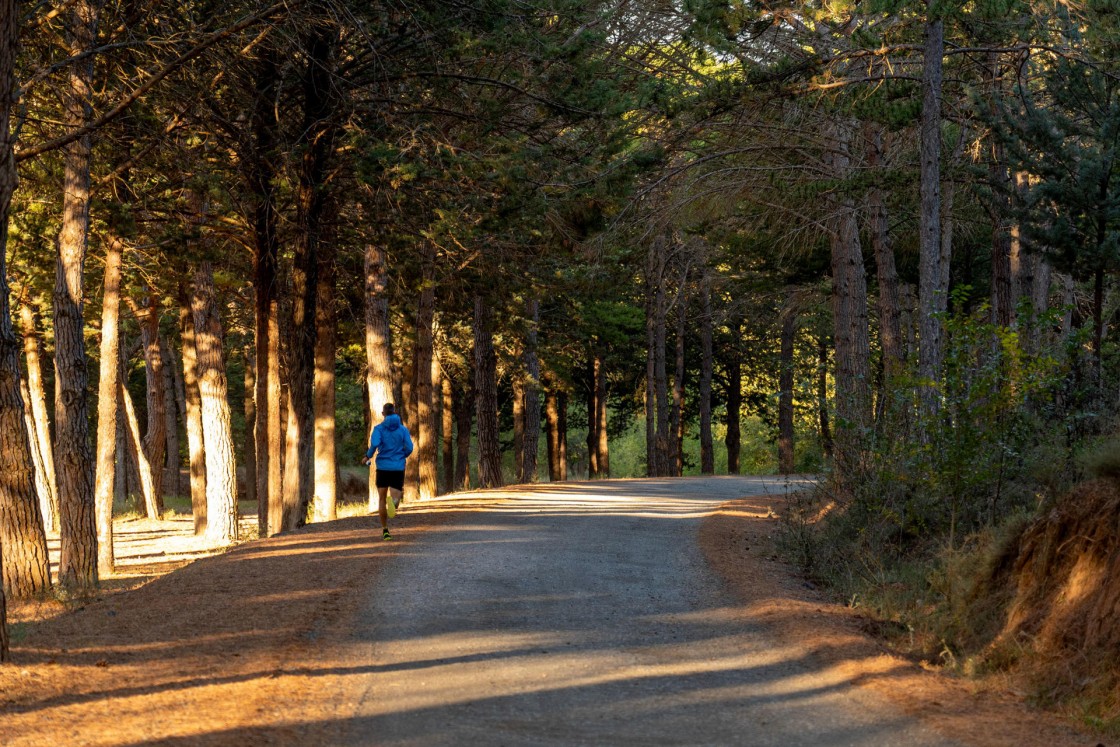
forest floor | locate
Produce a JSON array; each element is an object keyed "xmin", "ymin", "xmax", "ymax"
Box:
[{"xmin": 0, "ymin": 479, "xmax": 1105, "ymax": 746}]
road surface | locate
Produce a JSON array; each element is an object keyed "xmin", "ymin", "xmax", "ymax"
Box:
[{"xmin": 322, "ymin": 477, "xmax": 959, "ymax": 746}]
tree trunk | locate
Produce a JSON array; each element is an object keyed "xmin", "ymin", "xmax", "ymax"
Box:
[
  {"xmin": 918, "ymin": 10, "xmax": 946, "ymax": 419},
  {"xmin": 513, "ymin": 375, "xmax": 525, "ymax": 480},
  {"xmin": 648, "ymin": 236, "xmax": 671, "ymax": 477},
  {"xmin": 441, "ymin": 368, "xmax": 454, "ymax": 494},
  {"xmin": 474, "ymin": 297, "xmax": 503, "ymax": 489},
  {"xmin": 671, "ymin": 292, "xmax": 687, "ymax": 477},
  {"xmin": 119, "ymin": 358, "xmax": 158, "ymax": 521},
  {"xmin": 93, "ymin": 238, "xmax": 122, "ymax": 574},
  {"xmin": 1, "ymin": 0, "xmax": 19, "ymax": 654},
  {"xmin": 401, "ymin": 351, "xmax": 418, "ymax": 503},
  {"xmin": 18, "ymin": 302, "xmax": 59, "ymax": 531},
  {"xmin": 595, "ymin": 353, "xmax": 609, "ymax": 478},
  {"xmin": 414, "ymin": 261, "xmax": 437, "ymax": 501},
  {"xmin": 453, "ymin": 376, "xmax": 472, "ymax": 491},
  {"xmin": 54, "ymin": 0, "xmax": 99, "ymax": 592},
  {"xmin": 312, "ymin": 211, "xmax": 338, "ymax": 522},
  {"xmin": 698, "ymin": 275, "xmax": 714, "ymax": 475},
  {"xmin": 192, "ymin": 263, "xmax": 238, "ymax": 544},
  {"xmin": 817, "ymin": 334, "xmax": 833, "ymax": 460},
  {"xmin": 179, "ymin": 289, "xmax": 206, "ymax": 535},
  {"xmin": 159, "ymin": 338, "xmax": 180, "ymax": 498},
  {"xmin": 364, "ymin": 243, "xmax": 393, "ymax": 511},
  {"xmin": 778, "ymin": 304, "xmax": 797, "ymax": 475},
  {"xmin": 281, "ymin": 22, "xmax": 337, "ymax": 530},
  {"xmin": 865, "ymin": 123, "xmax": 905, "ymax": 386},
  {"xmin": 585, "ymin": 357, "xmax": 598, "ymax": 478},
  {"xmin": 558, "ymin": 391, "xmax": 568, "ymax": 480},
  {"xmin": 249, "ymin": 45, "xmax": 281, "ymax": 538},
  {"xmin": 114, "ymin": 404, "xmax": 127, "ymax": 506},
  {"xmin": 546, "ymin": 383, "xmax": 561, "ymax": 481},
  {"xmin": 134, "ymin": 293, "xmax": 166, "ymax": 509},
  {"xmin": 20, "ymin": 376, "xmax": 53, "ymax": 531},
  {"xmin": 522, "ymin": 299, "xmax": 541, "ymax": 483},
  {"xmin": 243, "ymin": 346, "xmax": 257, "ymax": 509},
  {"xmin": 828, "ymin": 121, "xmax": 873, "ymax": 478},
  {"xmin": 725, "ymin": 317, "xmax": 742, "ymax": 475}
]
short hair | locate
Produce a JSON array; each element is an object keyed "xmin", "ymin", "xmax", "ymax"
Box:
[{"xmin": 382, "ymin": 403, "xmax": 395, "ymax": 416}]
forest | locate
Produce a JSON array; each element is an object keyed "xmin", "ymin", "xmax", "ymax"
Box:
[{"xmin": 1, "ymin": 0, "xmax": 1119, "ymax": 724}]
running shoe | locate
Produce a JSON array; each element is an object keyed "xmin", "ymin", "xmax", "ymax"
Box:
[{"xmin": 382, "ymin": 528, "xmax": 392, "ymax": 541}]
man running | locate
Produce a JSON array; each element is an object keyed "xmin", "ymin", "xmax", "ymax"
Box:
[{"xmin": 361, "ymin": 403, "xmax": 414, "ymax": 540}]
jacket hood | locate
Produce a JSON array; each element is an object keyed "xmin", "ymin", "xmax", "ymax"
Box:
[{"xmin": 382, "ymin": 413, "xmax": 402, "ymax": 431}]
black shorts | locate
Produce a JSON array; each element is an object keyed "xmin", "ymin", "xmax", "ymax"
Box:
[{"xmin": 375, "ymin": 469, "xmax": 405, "ymax": 491}]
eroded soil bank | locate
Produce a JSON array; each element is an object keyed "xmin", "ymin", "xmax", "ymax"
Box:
[{"xmin": 699, "ymin": 492, "xmax": 1102, "ymax": 747}]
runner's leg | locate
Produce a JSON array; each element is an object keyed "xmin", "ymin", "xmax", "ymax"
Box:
[
  {"xmin": 389, "ymin": 487, "xmax": 403, "ymax": 510},
  {"xmin": 377, "ymin": 486, "xmax": 389, "ymax": 529}
]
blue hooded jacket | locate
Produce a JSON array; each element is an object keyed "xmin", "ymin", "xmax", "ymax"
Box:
[{"xmin": 366, "ymin": 414, "xmax": 414, "ymax": 471}]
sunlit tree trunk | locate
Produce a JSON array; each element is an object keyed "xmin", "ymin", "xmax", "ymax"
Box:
[
  {"xmin": 401, "ymin": 349, "xmax": 418, "ymax": 503},
  {"xmin": 192, "ymin": 263, "xmax": 238, "ymax": 544},
  {"xmin": 546, "ymin": 382, "xmax": 561, "ymax": 481},
  {"xmin": 243, "ymin": 346, "xmax": 256, "ymax": 509},
  {"xmin": 595, "ymin": 353, "xmax": 609, "ymax": 478},
  {"xmin": 312, "ymin": 211, "xmax": 338, "ymax": 522},
  {"xmin": 179, "ymin": 289, "xmax": 206, "ymax": 535},
  {"xmin": 778, "ymin": 304, "xmax": 797, "ymax": 475},
  {"xmin": 521, "ymin": 299, "xmax": 541, "ymax": 483},
  {"xmin": 54, "ymin": 0, "xmax": 99, "ymax": 591},
  {"xmin": 699, "ymin": 275, "xmax": 714, "ymax": 475},
  {"xmin": 133, "ymin": 292, "xmax": 166, "ymax": 509},
  {"xmin": 725, "ymin": 317, "xmax": 742, "ymax": 474},
  {"xmin": 474, "ymin": 297, "xmax": 503, "ymax": 488},
  {"xmin": 558, "ymin": 391, "xmax": 568, "ymax": 479},
  {"xmin": 93, "ymin": 238, "xmax": 122, "ymax": 574},
  {"xmin": 18, "ymin": 302, "xmax": 58, "ymax": 530},
  {"xmin": 817, "ymin": 333, "xmax": 833, "ymax": 460},
  {"xmin": 585, "ymin": 357, "xmax": 598, "ymax": 478},
  {"xmin": 414, "ymin": 259, "xmax": 437, "ymax": 500},
  {"xmin": 441, "ymin": 368, "xmax": 453, "ymax": 494},
  {"xmin": 249, "ymin": 45, "xmax": 281, "ymax": 538},
  {"xmin": 513, "ymin": 375, "xmax": 525, "ymax": 479},
  {"xmin": 453, "ymin": 376, "xmax": 472, "ymax": 491},
  {"xmin": 1, "ymin": 365, "xmax": 50, "ymax": 596},
  {"xmin": 119, "ymin": 358, "xmax": 157, "ymax": 520},
  {"xmin": 364, "ymin": 243, "xmax": 393, "ymax": 511}
]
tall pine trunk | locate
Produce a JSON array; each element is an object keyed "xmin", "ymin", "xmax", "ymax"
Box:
[
  {"xmin": 283, "ymin": 24, "xmax": 337, "ymax": 530},
  {"xmin": 546, "ymin": 383, "xmax": 561, "ymax": 481},
  {"xmin": 18, "ymin": 302, "xmax": 59, "ymax": 530},
  {"xmin": 192, "ymin": 264, "xmax": 238, "ymax": 544},
  {"xmin": 585, "ymin": 357, "xmax": 598, "ymax": 478},
  {"xmin": 249, "ymin": 45, "xmax": 282, "ymax": 538},
  {"xmin": 778, "ymin": 303, "xmax": 797, "ymax": 475},
  {"xmin": 918, "ymin": 9, "xmax": 946, "ymax": 420},
  {"xmin": 135, "ymin": 292, "xmax": 166, "ymax": 510},
  {"xmin": 865, "ymin": 123, "xmax": 905, "ymax": 389},
  {"xmin": 414, "ymin": 258, "xmax": 437, "ymax": 500},
  {"xmin": 179, "ymin": 289, "xmax": 206, "ymax": 535},
  {"xmin": 312, "ymin": 209, "xmax": 338, "ymax": 522},
  {"xmin": 159, "ymin": 338, "xmax": 180, "ymax": 497},
  {"xmin": 595, "ymin": 353, "xmax": 609, "ymax": 478},
  {"xmin": 364, "ymin": 243, "xmax": 393, "ymax": 510},
  {"xmin": 725, "ymin": 317, "xmax": 742, "ymax": 474},
  {"xmin": 54, "ymin": 0, "xmax": 99, "ymax": 591},
  {"xmin": 243, "ymin": 346, "xmax": 256, "ymax": 509},
  {"xmin": 647, "ymin": 236, "xmax": 671, "ymax": 477},
  {"xmin": 827, "ymin": 121, "xmax": 873, "ymax": 478},
  {"xmin": 93, "ymin": 238, "xmax": 122, "ymax": 574},
  {"xmin": 671, "ymin": 291, "xmax": 687, "ymax": 477},
  {"xmin": 558, "ymin": 392, "xmax": 568, "ymax": 479},
  {"xmin": 521, "ymin": 300, "xmax": 541, "ymax": 483},
  {"xmin": 453, "ymin": 376, "xmax": 472, "ymax": 491},
  {"xmin": 698, "ymin": 275, "xmax": 714, "ymax": 475},
  {"xmin": 474, "ymin": 297, "xmax": 503, "ymax": 488},
  {"xmin": 441, "ymin": 369, "xmax": 454, "ymax": 494},
  {"xmin": 120, "ymin": 369, "xmax": 158, "ymax": 520}
]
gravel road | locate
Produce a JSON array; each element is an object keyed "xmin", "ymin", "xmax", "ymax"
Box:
[{"xmin": 333, "ymin": 476, "xmax": 960, "ymax": 746}]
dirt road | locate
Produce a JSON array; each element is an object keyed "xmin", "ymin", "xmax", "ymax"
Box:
[
  {"xmin": 308, "ymin": 476, "xmax": 960, "ymax": 746},
  {"xmin": 2, "ymin": 477, "xmax": 1093, "ymax": 746}
]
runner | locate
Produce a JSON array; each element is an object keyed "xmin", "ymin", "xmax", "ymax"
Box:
[{"xmin": 361, "ymin": 403, "xmax": 414, "ymax": 540}]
